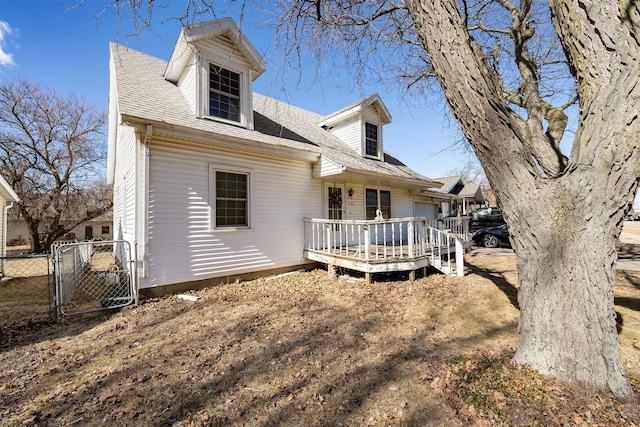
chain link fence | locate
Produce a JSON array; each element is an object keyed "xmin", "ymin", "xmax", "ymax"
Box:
[
  {"xmin": 0, "ymin": 252, "xmax": 55, "ymax": 323},
  {"xmin": 52, "ymin": 240, "xmax": 136, "ymax": 318}
]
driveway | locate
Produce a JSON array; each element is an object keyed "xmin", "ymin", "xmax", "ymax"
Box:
[{"xmin": 468, "ymin": 221, "xmax": 640, "ymax": 272}]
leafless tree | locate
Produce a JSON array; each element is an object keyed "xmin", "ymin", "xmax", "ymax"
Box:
[
  {"xmin": 0, "ymin": 78, "xmax": 112, "ymax": 253},
  {"xmin": 90, "ymin": 0, "xmax": 639, "ymax": 399}
]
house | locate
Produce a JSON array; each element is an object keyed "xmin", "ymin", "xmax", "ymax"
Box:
[
  {"xmin": 434, "ymin": 176, "xmax": 485, "ymax": 216},
  {"xmin": 6, "ymin": 212, "xmax": 113, "ymax": 247},
  {"xmin": 108, "ymin": 18, "xmax": 465, "ymax": 294},
  {"xmin": 0, "ymin": 175, "xmax": 19, "ymax": 265}
]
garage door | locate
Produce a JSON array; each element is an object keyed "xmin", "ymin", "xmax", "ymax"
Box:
[{"xmin": 414, "ymin": 202, "xmax": 437, "ymax": 219}]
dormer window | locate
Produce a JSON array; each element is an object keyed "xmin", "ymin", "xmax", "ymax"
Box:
[
  {"xmin": 318, "ymin": 94, "xmax": 390, "ymax": 159},
  {"xmin": 209, "ymin": 64, "xmax": 241, "ymax": 122},
  {"xmin": 365, "ymin": 122, "xmax": 379, "ymax": 157}
]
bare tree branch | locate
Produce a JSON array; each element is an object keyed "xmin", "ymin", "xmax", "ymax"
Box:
[{"xmin": 0, "ymin": 78, "xmax": 111, "ymax": 253}]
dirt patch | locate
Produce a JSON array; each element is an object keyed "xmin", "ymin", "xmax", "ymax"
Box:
[{"xmin": 0, "ymin": 256, "xmax": 638, "ymax": 426}]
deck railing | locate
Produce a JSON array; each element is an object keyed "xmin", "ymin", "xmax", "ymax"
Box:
[{"xmin": 303, "ymin": 217, "xmax": 468, "ymax": 276}]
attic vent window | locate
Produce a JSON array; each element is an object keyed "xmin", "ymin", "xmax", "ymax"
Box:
[
  {"xmin": 209, "ymin": 64, "xmax": 240, "ymax": 122},
  {"xmin": 365, "ymin": 122, "xmax": 379, "ymax": 157}
]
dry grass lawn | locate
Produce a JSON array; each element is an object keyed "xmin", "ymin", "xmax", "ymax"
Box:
[{"xmin": 0, "ymin": 253, "xmax": 639, "ymax": 426}]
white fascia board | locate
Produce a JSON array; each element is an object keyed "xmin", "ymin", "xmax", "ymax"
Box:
[
  {"xmin": 0, "ymin": 175, "xmax": 18, "ymax": 202},
  {"xmin": 165, "ymin": 18, "xmax": 266, "ymax": 83},
  {"xmin": 341, "ymin": 166, "xmax": 443, "ymax": 190},
  {"xmin": 107, "ymin": 55, "xmax": 119, "ymax": 185},
  {"xmin": 363, "ymin": 93, "xmax": 392, "ymax": 124},
  {"xmin": 317, "ymin": 105, "xmax": 363, "ymax": 128},
  {"xmin": 411, "ymin": 189, "xmax": 455, "ymax": 199},
  {"xmin": 164, "ymin": 29, "xmax": 193, "ymax": 83},
  {"xmin": 319, "ymin": 93, "xmax": 392, "ymax": 128}
]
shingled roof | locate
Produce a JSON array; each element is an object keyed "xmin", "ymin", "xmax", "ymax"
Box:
[{"xmin": 109, "ymin": 43, "xmax": 440, "ymax": 188}]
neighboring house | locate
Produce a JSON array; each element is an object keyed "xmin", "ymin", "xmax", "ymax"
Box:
[
  {"xmin": 108, "ymin": 18, "xmax": 461, "ymax": 294},
  {"xmin": 0, "ymin": 175, "xmax": 19, "ymax": 261},
  {"xmin": 6, "ymin": 212, "xmax": 113, "ymax": 246},
  {"xmin": 435, "ymin": 176, "xmax": 485, "ymax": 216}
]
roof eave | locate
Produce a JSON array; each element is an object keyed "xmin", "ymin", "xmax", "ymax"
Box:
[
  {"xmin": 164, "ymin": 18, "xmax": 267, "ymax": 83},
  {"xmin": 0, "ymin": 175, "xmax": 19, "ymax": 202},
  {"xmin": 120, "ymin": 114, "xmax": 321, "ymax": 163}
]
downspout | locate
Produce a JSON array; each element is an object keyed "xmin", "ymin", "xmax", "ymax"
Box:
[
  {"xmin": 141, "ymin": 124, "xmax": 152, "ymax": 279},
  {"xmin": 1, "ymin": 202, "xmax": 12, "ymax": 276}
]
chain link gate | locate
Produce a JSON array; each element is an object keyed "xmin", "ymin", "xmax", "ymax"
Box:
[{"xmin": 52, "ymin": 240, "xmax": 137, "ymax": 319}]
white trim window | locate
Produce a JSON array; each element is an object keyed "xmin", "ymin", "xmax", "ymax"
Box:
[
  {"xmin": 210, "ymin": 165, "xmax": 252, "ymax": 229},
  {"xmin": 365, "ymin": 188, "xmax": 391, "ymax": 220},
  {"xmin": 365, "ymin": 122, "xmax": 379, "ymax": 158},
  {"xmin": 209, "ymin": 64, "xmax": 241, "ymax": 122}
]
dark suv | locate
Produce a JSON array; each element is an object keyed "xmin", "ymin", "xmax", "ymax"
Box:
[{"xmin": 469, "ymin": 207, "xmax": 505, "ymax": 231}]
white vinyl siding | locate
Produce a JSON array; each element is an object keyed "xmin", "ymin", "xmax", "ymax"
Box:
[
  {"xmin": 313, "ymin": 157, "xmax": 344, "ymax": 178},
  {"xmin": 344, "ymin": 185, "xmax": 365, "ymax": 220},
  {"xmin": 414, "ymin": 201, "xmax": 437, "ymax": 219},
  {"xmin": 141, "ymin": 141, "xmax": 320, "ymax": 289},
  {"xmin": 0, "ymin": 201, "xmax": 5, "ymax": 258},
  {"xmin": 177, "ymin": 53, "xmax": 197, "ymax": 114},
  {"xmin": 113, "ymin": 126, "xmax": 137, "ymax": 240},
  {"xmin": 392, "ymin": 190, "xmax": 415, "ymax": 218},
  {"xmin": 326, "ymin": 116, "xmax": 360, "ymax": 153}
]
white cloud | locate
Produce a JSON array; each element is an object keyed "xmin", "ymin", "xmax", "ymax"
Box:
[{"xmin": 0, "ymin": 21, "xmax": 15, "ymax": 67}]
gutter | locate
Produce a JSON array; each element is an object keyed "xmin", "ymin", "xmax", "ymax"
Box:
[{"xmin": 120, "ymin": 115, "xmax": 322, "ymax": 164}]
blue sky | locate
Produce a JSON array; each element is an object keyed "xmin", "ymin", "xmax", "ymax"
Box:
[
  {"xmin": 0, "ymin": 0, "xmax": 467, "ymax": 179},
  {"xmin": 1, "ymin": 1, "xmax": 638, "ymax": 208}
]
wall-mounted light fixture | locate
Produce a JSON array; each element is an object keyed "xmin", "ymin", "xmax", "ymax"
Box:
[{"xmin": 348, "ymin": 188, "xmax": 354, "ymax": 198}]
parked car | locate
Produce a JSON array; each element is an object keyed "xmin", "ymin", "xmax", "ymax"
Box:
[
  {"xmin": 469, "ymin": 207, "xmax": 505, "ymax": 231},
  {"xmin": 472, "ymin": 223, "xmax": 511, "ymax": 248}
]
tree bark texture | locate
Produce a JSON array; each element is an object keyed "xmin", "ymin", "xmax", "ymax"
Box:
[{"xmin": 406, "ymin": 0, "xmax": 639, "ymax": 400}]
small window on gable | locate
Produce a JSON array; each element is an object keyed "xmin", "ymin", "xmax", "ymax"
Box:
[
  {"xmin": 211, "ymin": 167, "xmax": 251, "ymax": 229},
  {"xmin": 209, "ymin": 64, "xmax": 241, "ymax": 122},
  {"xmin": 365, "ymin": 122, "xmax": 379, "ymax": 157}
]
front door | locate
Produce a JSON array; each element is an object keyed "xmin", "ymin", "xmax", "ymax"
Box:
[
  {"xmin": 325, "ymin": 184, "xmax": 345, "ymax": 220},
  {"xmin": 85, "ymin": 226, "xmax": 93, "ymax": 240}
]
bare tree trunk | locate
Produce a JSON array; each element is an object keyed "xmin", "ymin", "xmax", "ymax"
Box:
[
  {"xmin": 27, "ymin": 224, "xmax": 43, "ymax": 254},
  {"xmin": 508, "ymin": 180, "xmax": 632, "ymax": 399},
  {"xmin": 406, "ymin": 0, "xmax": 638, "ymax": 400}
]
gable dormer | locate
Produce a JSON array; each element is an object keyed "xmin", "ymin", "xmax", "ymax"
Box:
[
  {"xmin": 318, "ymin": 94, "xmax": 392, "ymax": 161},
  {"xmin": 164, "ymin": 18, "xmax": 266, "ymax": 129}
]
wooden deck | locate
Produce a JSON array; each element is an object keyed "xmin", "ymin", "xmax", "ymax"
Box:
[{"xmin": 303, "ymin": 217, "xmax": 469, "ymax": 283}]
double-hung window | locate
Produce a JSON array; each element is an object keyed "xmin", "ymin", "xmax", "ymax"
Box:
[
  {"xmin": 209, "ymin": 64, "xmax": 241, "ymax": 122},
  {"xmin": 212, "ymin": 168, "xmax": 250, "ymax": 229},
  {"xmin": 365, "ymin": 122, "xmax": 379, "ymax": 157},
  {"xmin": 365, "ymin": 188, "xmax": 391, "ymax": 220}
]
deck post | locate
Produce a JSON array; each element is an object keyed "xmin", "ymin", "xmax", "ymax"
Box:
[
  {"xmin": 455, "ymin": 238, "xmax": 464, "ymax": 276},
  {"xmin": 409, "ymin": 269, "xmax": 415, "ymax": 283},
  {"xmin": 408, "ymin": 220, "xmax": 414, "ymax": 258},
  {"xmin": 328, "ymin": 264, "xmax": 337, "ymax": 279},
  {"xmin": 365, "ymin": 271, "xmax": 372, "ymax": 285},
  {"xmin": 363, "ymin": 225, "xmax": 371, "ymax": 262}
]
